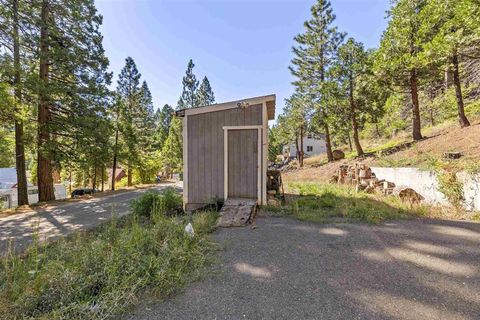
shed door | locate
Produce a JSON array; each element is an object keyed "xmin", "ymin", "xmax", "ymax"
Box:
[{"xmin": 227, "ymin": 129, "xmax": 258, "ymax": 199}]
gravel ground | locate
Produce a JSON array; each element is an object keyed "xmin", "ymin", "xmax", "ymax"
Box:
[
  {"xmin": 128, "ymin": 216, "xmax": 480, "ymax": 320},
  {"xmin": 0, "ymin": 183, "xmax": 181, "ymax": 255}
]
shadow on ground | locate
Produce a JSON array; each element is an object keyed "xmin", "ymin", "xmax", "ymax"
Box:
[
  {"xmin": 127, "ymin": 216, "xmax": 480, "ymax": 320},
  {"xmin": 0, "ymin": 184, "xmax": 182, "ymax": 256}
]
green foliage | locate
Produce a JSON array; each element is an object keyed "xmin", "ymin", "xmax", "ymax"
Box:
[
  {"xmin": 191, "ymin": 211, "xmax": 219, "ymax": 235},
  {"xmin": 177, "ymin": 59, "xmax": 199, "ymax": 110},
  {"xmin": 436, "ymin": 170, "xmax": 465, "ymax": 209},
  {"xmin": 161, "ymin": 117, "xmax": 183, "ymax": 174},
  {"xmin": 267, "ymin": 182, "xmax": 432, "ymax": 224},
  {"xmin": 0, "ymin": 211, "xmax": 215, "ymax": 319},
  {"xmin": 268, "ymin": 126, "xmax": 284, "ymax": 162},
  {"xmin": 196, "ymin": 76, "xmax": 215, "ymax": 107},
  {"xmin": 153, "ymin": 104, "xmax": 174, "ymax": 150},
  {"xmin": 131, "ymin": 188, "xmax": 183, "ymax": 218},
  {"xmin": 0, "ymin": 126, "xmax": 14, "ymax": 167},
  {"xmin": 289, "ymin": 0, "xmax": 345, "ymax": 155}
]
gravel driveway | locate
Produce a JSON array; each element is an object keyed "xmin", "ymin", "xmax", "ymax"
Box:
[{"xmin": 128, "ymin": 216, "xmax": 480, "ymax": 320}]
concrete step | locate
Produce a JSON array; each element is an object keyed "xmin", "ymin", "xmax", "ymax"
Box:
[{"xmin": 217, "ymin": 198, "xmax": 257, "ymax": 227}]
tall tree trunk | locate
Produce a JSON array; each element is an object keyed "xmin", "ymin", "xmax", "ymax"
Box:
[
  {"xmin": 324, "ymin": 122, "xmax": 334, "ymax": 162},
  {"xmin": 92, "ymin": 166, "xmax": 97, "ymax": 191},
  {"xmin": 127, "ymin": 163, "xmax": 132, "ymax": 187},
  {"xmin": 347, "ymin": 132, "xmax": 352, "ymax": 152},
  {"xmin": 349, "ymin": 75, "xmax": 364, "ymax": 156},
  {"xmin": 111, "ymin": 118, "xmax": 119, "ymax": 191},
  {"xmin": 37, "ymin": 0, "xmax": 55, "ymax": 202},
  {"xmin": 299, "ymin": 126, "xmax": 304, "ymax": 167},
  {"xmin": 451, "ymin": 52, "xmax": 470, "ymax": 128},
  {"xmin": 410, "ymin": 68, "xmax": 423, "ymax": 141},
  {"xmin": 13, "ymin": 0, "xmax": 28, "ymax": 206},
  {"xmin": 111, "ymin": 156, "xmax": 117, "ymax": 191},
  {"xmin": 375, "ymin": 122, "xmax": 380, "ymax": 138},
  {"xmin": 101, "ymin": 165, "xmax": 105, "ymax": 192},
  {"xmin": 294, "ymin": 130, "xmax": 300, "ymax": 161},
  {"xmin": 69, "ymin": 165, "xmax": 72, "ymax": 195}
]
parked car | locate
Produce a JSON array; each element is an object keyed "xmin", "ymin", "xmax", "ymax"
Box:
[{"xmin": 71, "ymin": 188, "xmax": 98, "ymax": 198}]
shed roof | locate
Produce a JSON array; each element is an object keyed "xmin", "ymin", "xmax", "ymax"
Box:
[{"xmin": 175, "ymin": 94, "xmax": 276, "ymax": 120}]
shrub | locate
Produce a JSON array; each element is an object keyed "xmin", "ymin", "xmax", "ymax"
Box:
[
  {"xmin": 131, "ymin": 187, "xmax": 183, "ymax": 218},
  {"xmin": 437, "ymin": 170, "xmax": 465, "ymax": 209}
]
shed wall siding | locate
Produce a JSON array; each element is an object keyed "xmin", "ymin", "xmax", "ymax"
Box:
[{"xmin": 186, "ymin": 104, "xmax": 262, "ymax": 206}]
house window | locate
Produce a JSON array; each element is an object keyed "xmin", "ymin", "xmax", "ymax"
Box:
[
  {"xmin": 28, "ymin": 189, "xmax": 38, "ymax": 195},
  {"xmin": 307, "ymin": 146, "xmax": 313, "ymax": 152}
]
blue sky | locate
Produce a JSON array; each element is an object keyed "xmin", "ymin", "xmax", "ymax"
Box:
[{"xmin": 96, "ymin": 0, "xmax": 390, "ymax": 116}]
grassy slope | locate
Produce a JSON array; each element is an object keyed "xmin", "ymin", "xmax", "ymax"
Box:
[
  {"xmin": 284, "ymin": 118, "xmax": 480, "ymax": 184},
  {"xmin": 276, "ymin": 118, "xmax": 480, "ymax": 224}
]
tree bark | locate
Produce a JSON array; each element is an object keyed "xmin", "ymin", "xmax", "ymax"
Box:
[
  {"xmin": 324, "ymin": 122, "xmax": 334, "ymax": 162},
  {"xmin": 299, "ymin": 126, "xmax": 304, "ymax": 167},
  {"xmin": 375, "ymin": 122, "xmax": 380, "ymax": 138},
  {"xmin": 347, "ymin": 132, "xmax": 352, "ymax": 152},
  {"xmin": 69, "ymin": 165, "xmax": 72, "ymax": 195},
  {"xmin": 111, "ymin": 113, "xmax": 120, "ymax": 191},
  {"xmin": 37, "ymin": 0, "xmax": 55, "ymax": 202},
  {"xmin": 410, "ymin": 68, "xmax": 423, "ymax": 141},
  {"xmin": 101, "ymin": 165, "xmax": 105, "ymax": 192},
  {"xmin": 294, "ymin": 130, "xmax": 300, "ymax": 161},
  {"xmin": 451, "ymin": 52, "xmax": 470, "ymax": 128},
  {"xmin": 13, "ymin": 0, "xmax": 28, "ymax": 206},
  {"xmin": 92, "ymin": 166, "xmax": 97, "ymax": 191},
  {"xmin": 349, "ymin": 74, "xmax": 364, "ymax": 156},
  {"xmin": 127, "ymin": 163, "xmax": 132, "ymax": 186}
]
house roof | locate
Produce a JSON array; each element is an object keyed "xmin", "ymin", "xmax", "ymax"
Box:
[{"xmin": 175, "ymin": 94, "xmax": 276, "ymax": 120}]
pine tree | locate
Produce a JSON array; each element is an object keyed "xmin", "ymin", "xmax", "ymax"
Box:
[
  {"xmin": 0, "ymin": 0, "xmax": 30, "ymax": 204},
  {"xmin": 154, "ymin": 104, "xmax": 174, "ymax": 150},
  {"xmin": 284, "ymin": 94, "xmax": 309, "ymax": 167},
  {"xmin": 376, "ymin": 0, "xmax": 426, "ymax": 141},
  {"xmin": 197, "ymin": 76, "xmax": 215, "ymax": 106},
  {"xmin": 137, "ymin": 80, "xmax": 157, "ymax": 183},
  {"xmin": 177, "ymin": 59, "xmax": 199, "ymax": 109},
  {"xmin": 289, "ymin": 0, "xmax": 345, "ymax": 162},
  {"xmin": 34, "ymin": 0, "xmax": 112, "ymax": 201},
  {"xmin": 420, "ymin": 0, "xmax": 480, "ymax": 128},
  {"xmin": 161, "ymin": 117, "xmax": 183, "ymax": 175},
  {"xmin": 116, "ymin": 57, "xmax": 142, "ymax": 186},
  {"xmin": 333, "ymin": 38, "xmax": 369, "ymax": 156}
]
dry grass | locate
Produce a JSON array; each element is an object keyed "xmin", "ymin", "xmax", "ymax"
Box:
[{"xmin": 283, "ymin": 118, "xmax": 480, "ymax": 184}]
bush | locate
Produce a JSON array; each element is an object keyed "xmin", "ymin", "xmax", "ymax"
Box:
[{"xmin": 131, "ymin": 187, "xmax": 183, "ymax": 218}]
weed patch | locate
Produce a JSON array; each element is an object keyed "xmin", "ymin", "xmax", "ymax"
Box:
[
  {"xmin": 0, "ymin": 191, "xmax": 217, "ymax": 319},
  {"xmin": 264, "ymin": 182, "xmax": 431, "ymax": 224}
]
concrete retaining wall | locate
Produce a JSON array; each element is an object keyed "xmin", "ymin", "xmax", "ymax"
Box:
[{"xmin": 371, "ymin": 167, "xmax": 480, "ymax": 211}]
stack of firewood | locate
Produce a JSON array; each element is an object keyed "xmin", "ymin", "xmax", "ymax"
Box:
[
  {"xmin": 331, "ymin": 162, "xmax": 424, "ymax": 204},
  {"xmin": 332, "ymin": 162, "xmax": 396, "ymax": 194}
]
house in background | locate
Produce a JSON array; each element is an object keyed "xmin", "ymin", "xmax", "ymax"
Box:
[
  {"xmin": 107, "ymin": 167, "xmax": 126, "ymax": 184},
  {"xmin": 175, "ymin": 94, "xmax": 275, "ymax": 211},
  {"xmin": 0, "ymin": 167, "xmax": 66, "ymax": 208},
  {"xmin": 283, "ymin": 133, "xmax": 326, "ymax": 159}
]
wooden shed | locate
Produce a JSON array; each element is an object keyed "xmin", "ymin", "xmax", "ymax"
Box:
[{"xmin": 175, "ymin": 94, "xmax": 276, "ymax": 211}]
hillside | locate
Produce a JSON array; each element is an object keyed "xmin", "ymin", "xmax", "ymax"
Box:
[{"xmin": 283, "ymin": 119, "xmax": 480, "ymax": 183}]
